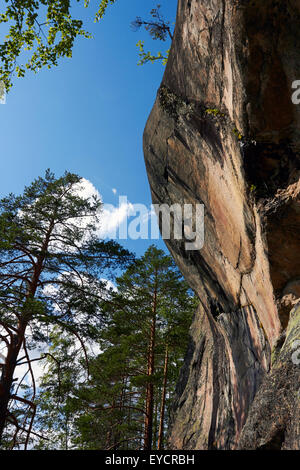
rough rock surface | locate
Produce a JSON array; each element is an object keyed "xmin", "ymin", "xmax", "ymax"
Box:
[
  {"xmin": 238, "ymin": 302, "xmax": 300, "ymax": 450},
  {"xmin": 143, "ymin": 0, "xmax": 300, "ymax": 449}
]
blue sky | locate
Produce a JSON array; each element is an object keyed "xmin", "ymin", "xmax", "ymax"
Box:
[{"xmin": 0, "ymin": 0, "xmax": 178, "ymax": 256}]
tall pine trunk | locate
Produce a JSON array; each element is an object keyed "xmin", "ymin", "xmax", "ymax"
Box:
[
  {"xmin": 157, "ymin": 344, "xmax": 169, "ymax": 450},
  {"xmin": 0, "ymin": 221, "xmax": 53, "ymax": 443},
  {"xmin": 0, "ymin": 321, "xmax": 27, "ymax": 440},
  {"xmin": 143, "ymin": 271, "xmax": 158, "ymax": 450}
]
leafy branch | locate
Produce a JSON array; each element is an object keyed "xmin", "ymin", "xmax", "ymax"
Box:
[
  {"xmin": 132, "ymin": 4, "xmax": 174, "ymax": 67},
  {"xmin": 136, "ymin": 40, "xmax": 170, "ymax": 66}
]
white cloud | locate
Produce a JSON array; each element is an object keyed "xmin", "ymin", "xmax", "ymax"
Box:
[
  {"xmin": 52, "ymin": 177, "xmax": 159, "ymax": 243},
  {"xmin": 74, "ymin": 178, "xmax": 101, "ymax": 199},
  {"xmin": 97, "ymin": 200, "xmax": 135, "ymax": 239},
  {"xmin": 70, "ymin": 179, "xmax": 136, "ymax": 240}
]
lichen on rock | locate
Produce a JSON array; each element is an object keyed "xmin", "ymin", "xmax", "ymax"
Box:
[{"xmin": 158, "ymin": 85, "xmax": 195, "ymax": 123}]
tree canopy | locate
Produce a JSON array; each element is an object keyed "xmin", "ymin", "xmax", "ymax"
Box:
[
  {"xmin": 0, "ymin": 1, "xmax": 173, "ymax": 92},
  {"xmin": 132, "ymin": 5, "xmax": 173, "ymax": 66},
  {"xmin": 0, "ymin": 169, "xmax": 132, "ymax": 448},
  {"xmin": 33, "ymin": 245, "xmax": 197, "ymax": 450},
  {"xmin": 0, "ymin": 0, "xmax": 116, "ymax": 91}
]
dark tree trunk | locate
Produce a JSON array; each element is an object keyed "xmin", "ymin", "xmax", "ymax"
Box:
[
  {"xmin": 143, "ymin": 313, "xmax": 156, "ymax": 450},
  {"xmin": 0, "ymin": 323, "xmax": 26, "ymax": 440},
  {"xmin": 157, "ymin": 344, "xmax": 169, "ymax": 450},
  {"xmin": 144, "ymin": 273, "xmax": 158, "ymax": 450},
  {"xmin": 0, "ymin": 221, "xmax": 54, "ymax": 443}
]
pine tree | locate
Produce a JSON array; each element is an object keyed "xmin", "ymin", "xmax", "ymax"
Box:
[
  {"xmin": 33, "ymin": 328, "xmax": 84, "ymax": 450},
  {"xmin": 0, "ymin": 170, "xmax": 132, "ymax": 448},
  {"xmin": 73, "ymin": 245, "xmax": 197, "ymax": 450}
]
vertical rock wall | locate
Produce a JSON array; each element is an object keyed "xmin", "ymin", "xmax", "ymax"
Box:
[{"xmin": 143, "ymin": 0, "xmax": 300, "ymax": 449}]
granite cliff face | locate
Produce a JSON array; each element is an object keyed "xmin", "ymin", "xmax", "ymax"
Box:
[{"xmin": 143, "ymin": 0, "xmax": 300, "ymax": 449}]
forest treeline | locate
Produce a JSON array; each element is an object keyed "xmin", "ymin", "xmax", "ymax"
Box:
[{"xmin": 0, "ymin": 171, "xmax": 197, "ymax": 450}]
